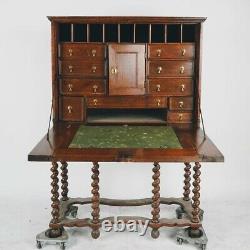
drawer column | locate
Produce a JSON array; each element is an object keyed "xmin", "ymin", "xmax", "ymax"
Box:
[
  {"xmin": 91, "ymin": 162, "xmax": 101, "ymax": 239},
  {"xmin": 151, "ymin": 162, "xmax": 161, "ymax": 239}
]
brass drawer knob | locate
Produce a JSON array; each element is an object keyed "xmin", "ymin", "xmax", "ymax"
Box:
[
  {"xmin": 91, "ymin": 49, "xmax": 97, "ymax": 57},
  {"xmin": 179, "ymin": 101, "xmax": 184, "ymax": 109},
  {"xmin": 67, "ymin": 105, "xmax": 73, "ymax": 114},
  {"xmin": 178, "ymin": 114, "xmax": 183, "ymax": 121},
  {"xmin": 68, "ymin": 49, "xmax": 73, "ymax": 56},
  {"xmin": 68, "ymin": 83, "xmax": 73, "ymax": 92},
  {"xmin": 157, "ymin": 99, "xmax": 161, "ymax": 107},
  {"xmin": 181, "ymin": 48, "xmax": 186, "ymax": 56},
  {"xmin": 180, "ymin": 84, "xmax": 185, "ymax": 92},
  {"xmin": 180, "ymin": 66, "xmax": 185, "ymax": 74},
  {"xmin": 91, "ymin": 66, "xmax": 97, "ymax": 73},
  {"xmin": 111, "ymin": 67, "xmax": 118, "ymax": 75},
  {"xmin": 93, "ymin": 98, "xmax": 98, "ymax": 105},
  {"xmin": 156, "ymin": 84, "xmax": 161, "ymax": 92},
  {"xmin": 157, "ymin": 66, "xmax": 162, "ymax": 74},
  {"xmin": 156, "ymin": 49, "xmax": 162, "ymax": 57},
  {"xmin": 93, "ymin": 84, "xmax": 98, "ymax": 93},
  {"xmin": 68, "ymin": 65, "xmax": 73, "ymax": 73}
]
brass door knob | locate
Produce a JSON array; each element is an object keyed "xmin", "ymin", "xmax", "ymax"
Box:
[
  {"xmin": 111, "ymin": 67, "xmax": 118, "ymax": 75},
  {"xmin": 91, "ymin": 49, "xmax": 96, "ymax": 57},
  {"xmin": 156, "ymin": 49, "xmax": 161, "ymax": 57},
  {"xmin": 181, "ymin": 48, "xmax": 186, "ymax": 56},
  {"xmin": 178, "ymin": 114, "xmax": 183, "ymax": 121},
  {"xmin": 93, "ymin": 84, "xmax": 98, "ymax": 93},
  {"xmin": 68, "ymin": 83, "xmax": 73, "ymax": 92},
  {"xmin": 156, "ymin": 84, "xmax": 161, "ymax": 92},
  {"xmin": 91, "ymin": 66, "xmax": 97, "ymax": 73},
  {"xmin": 93, "ymin": 98, "xmax": 98, "ymax": 105},
  {"xmin": 180, "ymin": 66, "xmax": 185, "ymax": 74},
  {"xmin": 157, "ymin": 66, "xmax": 162, "ymax": 74},
  {"xmin": 157, "ymin": 99, "xmax": 161, "ymax": 107},
  {"xmin": 179, "ymin": 101, "xmax": 184, "ymax": 109},
  {"xmin": 68, "ymin": 65, "xmax": 73, "ymax": 73},
  {"xmin": 68, "ymin": 49, "xmax": 73, "ymax": 56},
  {"xmin": 180, "ymin": 84, "xmax": 185, "ymax": 92},
  {"xmin": 67, "ymin": 105, "xmax": 73, "ymax": 114}
]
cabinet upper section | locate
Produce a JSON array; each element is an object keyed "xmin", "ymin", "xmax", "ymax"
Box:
[{"xmin": 48, "ymin": 16, "xmax": 206, "ymax": 44}]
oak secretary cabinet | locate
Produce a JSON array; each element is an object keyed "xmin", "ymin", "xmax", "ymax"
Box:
[{"xmin": 28, "ymin": 16, "xmax": 224, "ymax": 250}]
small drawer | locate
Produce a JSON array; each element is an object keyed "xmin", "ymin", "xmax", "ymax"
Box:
[
  {"xmin": 148, "ymin": 78, "xmax": 193, "ymax": 96},
  {"xmin": 60, "ymin": 97, "xmax": 85, "ymax": 121},
  {"xmin": 167, "ymin": 111, "xmax": 193, "ymax": 123},
  {"xmin": 169, "ymin": 97, "xmax": 193, "ymax": 111},
  {"xmin": 59, "ymin": 60, "xmax": 105, "ymax": 77},
  {"xmin": 148, "ymin": 44, "xmax": 195, "ymax": 59},
  {"xmin": 60, "ymin": 79, "xmax": 105, "ymax": 96},
  {"xmin": 148, "ymin": 60, "xmax": 193, "ymax": 77},
  {"xmin": 87, "ymin": 96, "xmax": 167, "ymax": 109},
  {"xmin": 59, "ymin": 43, "xmax": 106, "ymax": 59}
]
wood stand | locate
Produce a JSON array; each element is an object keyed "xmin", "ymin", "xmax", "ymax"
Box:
[{"xmin": 36, "ymin": 161, "xmax": 208, "ymax": 250}]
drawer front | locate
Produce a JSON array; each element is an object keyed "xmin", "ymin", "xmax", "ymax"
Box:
[
  {"xmin": 148, "ymin": 78, "xmax": 193, "ymax": 96},
  {"xmin": 60, "ymin": 60, "xmax": 105, "ymax": 77},
  {"xmin": 60, "ymin": 97, "xmax": 85, "ymax": 121},
  {"xmin": 148, "ymin": 44, "xmax": 195, "ymax": 59},
  {"xmin": 60, "ymin": 79, "xmax": 105, "ymax": 96},
  {"xmin": 167, "ymin": 111, "xmax": 193, "ymax": 123},
  {"xmin": 169, "ymin": 97, "xmax": 193, "ymax": 111},
  {"xmin": 60, "ymin": 43, "xmax": 106, "ymax": 59},
  {"xmin": 148, "ymin": 61, "xmax": 193, "ymax": 77},
  {"xmin": 87, "ymin": 96, "xmax": 167, "ymax": 108}
]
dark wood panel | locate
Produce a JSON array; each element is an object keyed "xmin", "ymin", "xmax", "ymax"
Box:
[
  {"xmin": 60, "ymin": 79, "xmax": 105, "ymax": 96},
  {"xmin": 109, "ymin": 44, "xmax": 145, "ymax": 95},
  {"xmin": 148, "ymin": 44, "xmax": 195, "ymax": 59},
  {"xmin": 59, "ymin": 60, "xmax": 105, "ymax": 77},
  {"xmin": 59, "ymin": 43, "xmax": 106, "ymax": 59},
  {"xmin": 148, "ymin": 78, "xmax": 193, "ymax": 96},
  {"xmin": 148, "ymin": 60, "xmax": 194, "ymax": 77},
  {"xmin": 169, "ymin": 97, "xmax": 193, "ymax": 111},
  {"xmin": 87, "ymin": 96, "xmax": 167, "ymax": 108},
  {"xmin": 60, "ymin": 97, "xmax": 85, "ymax": 121}
]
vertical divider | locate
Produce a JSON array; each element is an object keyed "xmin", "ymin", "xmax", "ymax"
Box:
[
  {"xmin": 87, "ymin": 24, "xmax": 90, "ymax": 42},
  {"xmin": 149, "ymin": 24, "xmax": 152, "ymax": 43},
  {"xmin": 71, "ymin": 24, "xmax": 74, "ymax": 42},
  {"xmin": 133, "ymin": 24, "xmax": 136, "ymax": 43},
  {"xmin": 118, "ymin": 24, "xmax": 120, "ymax": 43},
  {"xmin": 102, "ymin": 24, "xmax": 105, "ymax": 43},
  {"xmin": 164, "ymin": 24, "xmax": 167, "ymax": 43},
  {"xmin": 180, "ymin": 24, "xmax": 183, "ymax": 43}
]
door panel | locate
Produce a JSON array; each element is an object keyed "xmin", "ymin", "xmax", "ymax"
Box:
[{"xmin": 109, "ymin": 44, "xmax": 146, "ymax": 95}]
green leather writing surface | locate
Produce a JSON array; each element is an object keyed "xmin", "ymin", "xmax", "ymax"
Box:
[{"xmin": 69, "ymin": 125, "xmax": 182, "ymax": 149}]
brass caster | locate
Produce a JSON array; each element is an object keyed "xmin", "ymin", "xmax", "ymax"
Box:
[
  {"xmin": 91, "ymin": 229, "xmax": 100, "ymax": 239},
  {"xmin": 151, "ymin": 229, "xmax": 160, "ymax": 239},
  {"xmin": 177, "ymin": 237, "xmax": 183, "ymax": 245},
  {"xmin": 36, "ymin": 240, "xmax": 42, "ymax": 249},
  {"xmin": 201, "ymin": 244, "xmax": 207, "ymax": 250},
  {"xmin": 60, "ymin": 242, "xmax": 66, "ymax": 250}
]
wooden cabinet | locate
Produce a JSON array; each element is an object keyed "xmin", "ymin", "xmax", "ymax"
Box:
[
  {"xmin": 108, "ymin": 44, "xmax": 146, "ymax": 95},
  {"xmin": 51, "ymin": 17, "xmax": 203, "ymax": 128}
]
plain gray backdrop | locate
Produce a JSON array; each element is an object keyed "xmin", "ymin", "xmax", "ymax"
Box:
[{"xmin": 0, "ymin": 0, "xmax": 250, "ymax": 249}]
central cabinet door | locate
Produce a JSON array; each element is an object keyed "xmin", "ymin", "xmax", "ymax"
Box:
[{"xmin": 108, "ymin": 44, "xmax": 145, "ymax": 95}]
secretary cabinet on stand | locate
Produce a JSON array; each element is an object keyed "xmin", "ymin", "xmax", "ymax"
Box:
[{"xmin": 28, "ymin": 16, "xmax": 224, "ymax": 250}]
